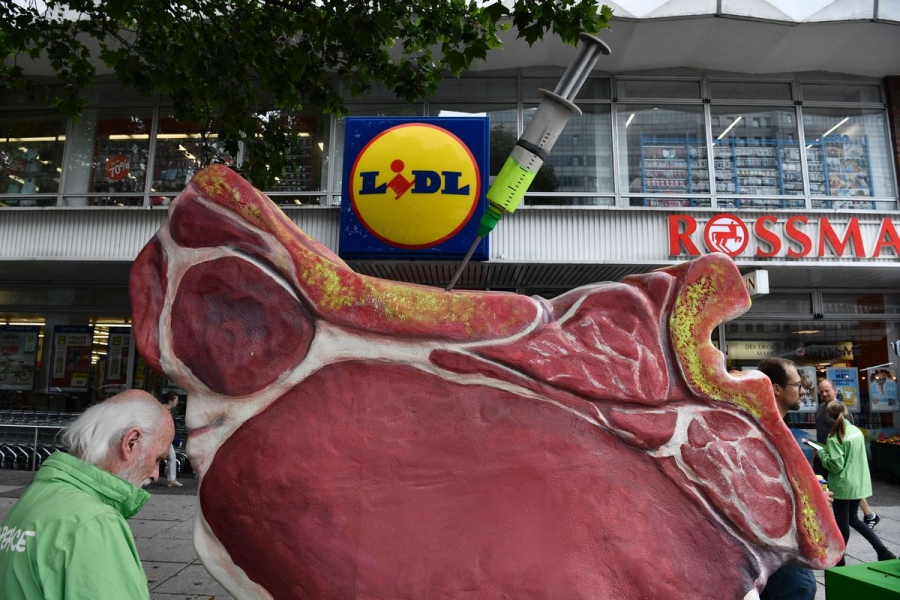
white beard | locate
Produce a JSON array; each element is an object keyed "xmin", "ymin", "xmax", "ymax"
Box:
[{"xmin": 117, "ymin": 447, "xmax": 152, "ymax": 488}]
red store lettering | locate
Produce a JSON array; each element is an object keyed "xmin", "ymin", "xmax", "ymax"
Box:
[{"xmin": 668, "ymin": 215, "xmax": 900, "ymax": 259}]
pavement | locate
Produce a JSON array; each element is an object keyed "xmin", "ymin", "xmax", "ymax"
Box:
[
  {"xmin": 0, "ymin": 471, "xmax": 231, "ymax": 600},
  {"xmin": 1, "ymin": 468, "xmax": 899, "ymax": 599}
]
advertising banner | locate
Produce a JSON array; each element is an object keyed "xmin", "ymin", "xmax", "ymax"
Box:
[
  {"xmin": 796, "ymin": 366, "xmax": 818, "ymax": 413},
  {"xmin": 726, "ymin": 341, "xmax": 854, "ymax": 363},
  {"xmin": 869, "ymin": 369, "xmax": 899, "ymax": 412},
  {"xmin": 105, "ymin": 328, "xmax": 134, "ymax": 393},
  {"xmin": 49, "ymin": 326, "xmax": 94, "ymax": 392},
  {"xmin": 133, "ymin": 356, "xmax": 147, "ymax": 390},
  {"xmin": 0, "ymin": 326, "xmax": 40, "ymax": 391},
  {"xmin": 827, "ymin": 367, "xmax": 860, "ymax": 413},
  {"xmin": 340, "ymin": 117, "xmax": 490, "ymax": 260}
]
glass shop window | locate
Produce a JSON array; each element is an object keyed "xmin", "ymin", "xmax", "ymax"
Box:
[
  {"xmin": 803, "ymin": 107, "xmax": 897, "ymax": 210},
  {"xmin": 151, "ymin": 116, "xmax": 236, "ymax": 203},
  {"xmin": 432, "ymin": 76, "xmax": 517, "ymax": 101},
  {"xmin": 616, "ymin": 104, "xmax": 707, "ymax": 196},
  {"xmin": 522, "ymin": 74, "xmax": 611, "ymax": 101},
  {"xmin": 743, "ymin": 293, "xmax": 813, "ymax": 315},
  {"xmin": 822, "ymin": 293, "xmax": 893, "ymax": 316},
  {"xmin": 709, "ymin": 105, "xmax": 803, "ymax": 204},
  {"xmin": 62, "ymin": 108, "xmax": 153, "ymax": 207},
  {"xmin": 801, "ymin": 82, "xmax": 882, "ymax": 104},
  {"xmin": 710, "ymin": 81, "xmax": 793, "ymax": 102},
  {"xmin": 523, "ymin": 103, "xmax": 613, "ymax": 200},
  {"xmin": 251, "ymin": 110, "xmax": 330, "ymax": 203},
  {"xmin": 0, "ymin": 110, "xmax": 66, "ymax": 207},
  {"xmin": 617, "ymin": 79, "xmax": 701, "ymax": 100},
  {"xmin": 724, "ymin": 319, "xmax": 896, "ymax": 429}
]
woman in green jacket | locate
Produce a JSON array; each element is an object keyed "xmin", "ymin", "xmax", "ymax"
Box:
[{"xmin": 817, "ymin": 400, "xmax": 896, "ymax": 565}]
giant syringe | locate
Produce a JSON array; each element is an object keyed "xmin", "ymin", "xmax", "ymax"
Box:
[{"xmin": 445, "ymin": 33, "xmax": 610, "ymax": 291}]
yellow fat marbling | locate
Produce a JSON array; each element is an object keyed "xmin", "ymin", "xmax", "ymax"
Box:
[
  {"xmin": 792, "ymin": 478, "xmax": 827, "ymax": 558},
  {"xmin": 670, "ymin": 275, "xmax": 759, "ymax": 417}
]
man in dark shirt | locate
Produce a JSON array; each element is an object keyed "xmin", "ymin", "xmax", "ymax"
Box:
[{"xmin": 758, "ymin": 358, "xmax": 817, "ymax": 600}]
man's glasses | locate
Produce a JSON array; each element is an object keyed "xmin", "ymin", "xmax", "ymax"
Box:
[{"xmin": 784, "ymin": 381, "xmax": 805, "ymax": 390}]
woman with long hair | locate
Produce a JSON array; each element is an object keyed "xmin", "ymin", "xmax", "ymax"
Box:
[{"xmin": 816, "ymin": 400, "xmax": 896, "ymax": 565}]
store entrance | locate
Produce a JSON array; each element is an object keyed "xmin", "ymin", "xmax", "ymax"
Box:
[{"xmin": 723, "ymin": 318, "xmax": 898, "ymax": 432}]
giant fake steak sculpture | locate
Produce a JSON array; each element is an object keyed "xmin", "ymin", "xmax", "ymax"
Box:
[{"xmin": 131, "ymin": 165, "xmax": 842, "ymax": 600}]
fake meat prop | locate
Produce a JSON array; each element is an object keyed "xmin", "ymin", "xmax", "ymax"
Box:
[{"xmin": 131, "ymin": 165, "xmax": 842, "ymax": 600}]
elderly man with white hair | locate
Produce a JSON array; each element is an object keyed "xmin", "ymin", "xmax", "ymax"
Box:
[{"xmin": 0, "ymin": 390, "xmax": 174, "ymax": 599}]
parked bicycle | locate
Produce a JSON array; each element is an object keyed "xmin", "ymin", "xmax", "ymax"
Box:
[{"xmin": 0, "ymin": 358, "xmax": 33, "ymax": 382}]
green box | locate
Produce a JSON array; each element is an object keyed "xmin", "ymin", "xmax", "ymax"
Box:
[
  {"xmin": 872, "ymin": 442, "xmax": 900, "ymax": 481},
  {"xmin": 825, "ymin": 559, "xmax": 900, "ymax": 599}
]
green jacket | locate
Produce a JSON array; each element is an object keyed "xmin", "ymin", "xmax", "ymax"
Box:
[
  {"xmin": 818, "ymin": 422, "xmax": 873, "ymax": 500},
  {"xmin": 0, "ymin": 451, "xmax": 151, "ymax": 599}
]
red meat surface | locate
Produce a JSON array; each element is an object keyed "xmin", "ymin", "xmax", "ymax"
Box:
[{"xmin": 130, "ymin": 165, "xmax": 843, "ymax": 600}]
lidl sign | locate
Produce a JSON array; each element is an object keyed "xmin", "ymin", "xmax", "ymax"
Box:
[{"xmin": 339, "ymin": 117, "xmax": 489, "ymax": 259}]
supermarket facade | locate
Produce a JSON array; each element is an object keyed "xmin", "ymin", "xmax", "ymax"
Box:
[{"xmin": 1, "ymin": 0, "xmax": 899, "ymax": 423}]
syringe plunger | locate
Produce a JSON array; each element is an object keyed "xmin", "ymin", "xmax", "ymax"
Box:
[{"xmin": 553, "ymin": 33, "xmax": 612, "ymax": 101}]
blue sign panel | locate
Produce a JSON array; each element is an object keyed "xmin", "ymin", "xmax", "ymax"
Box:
[{"xmin": 339, "ymin": 117, "xmax": 489, "ymax": 259}]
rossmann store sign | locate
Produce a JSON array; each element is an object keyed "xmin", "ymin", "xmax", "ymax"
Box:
[
  {"xmin": 668, "ymin": 213, "xmax": 900, "ymax": 260},
  {"xmin": 339, "ymin": 117, "xmax": 489, "ymax": 259}
]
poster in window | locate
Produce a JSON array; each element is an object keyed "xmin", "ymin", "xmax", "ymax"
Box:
[
  {"xmin": 133, "ymin": 356, "xmax": 146, "ymax": 390},
  {"xmin": 105, "ymin": 327, "xmax": 134, "ymax": 393},
  {"xmin": 49, "ymin": 326, "xmax": 94, "ymax": 392},
  {"xmin": 826, "ymin": 367, "xmax": 860, "ymax": 413},
  {"xmin": 869, "ymin": 369, "xmax": 898, "ymax": 412},
  {"xmin": 0, "ymin": 326, "xmax": 40, "ymax": 391},
  {"xmin": 796, "ymin": 366, "xmax": 818, "ymax": 413}
]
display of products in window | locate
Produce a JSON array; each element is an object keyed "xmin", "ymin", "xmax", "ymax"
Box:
[
  {"xmin": 151, "ymin": 139, "xmax": 234, "ymax": 194},
  {"xmin": 709, "ymin": 136, "xmax": 804, "ymax": 196},
  {"xmin": 0, "ymin": 124, "xmax": 64, "ymax": 207},
  {"xmin": 639, "ymin": 134, "xmax": 708, "ymax": 194},
  {"xmin": 272, "ymin": 137, "xmax": 316, "ymax": 192},
  {"xmin": 89, "ymin": 139, "xmax": 148, "ymax": 206},
  {"xmin": 806, "ymin": 135, "xmax": 873, "ymax": 199},
  {"xmin": 1, "ymin": 146, "xmax": 59, "ymax": 196}
]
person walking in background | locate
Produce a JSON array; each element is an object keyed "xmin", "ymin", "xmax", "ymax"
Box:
[
  {"xmin": 815, "ymin": 379, "xmax": 880, "ymax": 528},
  {"xmin": 161, "ymin": 391, "xmax": 183, "ymax": 487},
  {"xmin": 815, "ymin": 400, "xmax": 896, "ymax": 565}
]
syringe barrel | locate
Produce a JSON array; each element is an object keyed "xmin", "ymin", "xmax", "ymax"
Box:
[
  {"xmin": 553, "ymin": 33, "xmax": 611, "ymax": 101},
  {"xmin": 517, "ymin": 90, "xmax": 581, "ymax": 165}
]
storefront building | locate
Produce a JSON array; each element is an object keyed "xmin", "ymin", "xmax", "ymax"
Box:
[{"xmin": 1, "ymin": 1, "xmax": 899, "ymax": 425}]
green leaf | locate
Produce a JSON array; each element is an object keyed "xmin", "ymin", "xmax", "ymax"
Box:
[{"xmin": 2, "ymin": 0, "xmax": 614, "ymax": 174}]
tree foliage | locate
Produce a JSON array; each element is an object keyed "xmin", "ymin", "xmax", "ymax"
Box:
[{"xmin": 1, "ymin": 1, "xmax": 612, "ymax": 188}]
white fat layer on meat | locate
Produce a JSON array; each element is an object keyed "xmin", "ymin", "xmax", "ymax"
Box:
[
  {"xmin": 195, "ymin": 508, "xmax": 274, "ymax": 600},
  {"xmin": 589, "ymin": 405, "xmax": 777, "ymax": 580},
  {"xmin": 648, "ymin": 407, "xmax": 798, "ymax": 553}
]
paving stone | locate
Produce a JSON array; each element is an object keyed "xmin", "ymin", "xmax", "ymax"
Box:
[
  {"xmin": 156, "ymin": 517, "xmax": 195, "ymax": 540},
  {"xmin": 131, "ymin": 518, "xmax": 180, "ymax": 539},
  {"xmin": 151, "ymin": 564, "xmax": 232, "ymax": 597},
  {"xmin": 135, "ymin": 536, "xmax": 200, "ymax": 564},
  {"xmin": 143, "ymin": 561, "xmax": 189, "ymax": 590},
  {"xmin": 139, "ymin": 495, "xmax": 199, "ymax": 521},
  {"xmin": 0, "ymin": 496, "xmax": 18, "ymax": 520}
]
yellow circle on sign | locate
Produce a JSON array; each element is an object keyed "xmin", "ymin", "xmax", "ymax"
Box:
[{"xmin": 349, "ymin": 123, "xmax": 480, "ymax": 249}]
